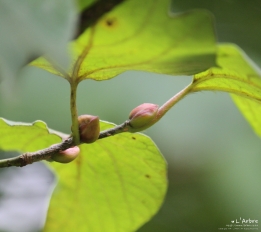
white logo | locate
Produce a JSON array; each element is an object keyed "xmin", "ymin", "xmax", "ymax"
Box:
[{"xmin": 218, "ymin": 217, "xmax": 259, "ymax": 231}]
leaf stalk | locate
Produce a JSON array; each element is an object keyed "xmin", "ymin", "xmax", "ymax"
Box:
[{"xmin": 70, "ymin": 81, "xmax": 80, "ymax": 144}]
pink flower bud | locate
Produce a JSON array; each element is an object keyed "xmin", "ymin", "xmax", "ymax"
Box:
[
  {"xmin": 52, "ymin": 146, "xmax": 80, "ymax": 163},
  {"xmin": 77, "ymin": 115, "xmax": 100, "ymax": 143},
  {"xmin": 129, "ymin": 103, "xmax": 159, "ymax": 131}
]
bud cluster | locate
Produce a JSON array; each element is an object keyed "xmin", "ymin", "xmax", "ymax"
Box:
[{"xmin": 51, "ymin": 115, "xmax": 100, "ymax": 164}]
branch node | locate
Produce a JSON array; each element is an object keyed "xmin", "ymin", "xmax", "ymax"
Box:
[{"xmin": 20, "ymin": 153, "xmax": 33, "ymax": 167}]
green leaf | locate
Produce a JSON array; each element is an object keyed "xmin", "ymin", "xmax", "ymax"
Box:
[
  {"xmin": 31, "ymin": 0, "xmax": 217, "ymax": 82},
  {"xmin": 0, "ymin": 118, "xmax": 62, "ymax": 152},
  {"xmin": 0, "ymin": 0, "xmax": 77, "ymax": 81},
  {"xmin": 191, "ymin": 44, "xmax": 261, "ymax": 136},
  {"xmin": 0, "ymin": 118, "xmax": 167, "ymax": 231},
  {"xmin": 44, "ymin": 121, "xmax": 167, "ymax": 232}
]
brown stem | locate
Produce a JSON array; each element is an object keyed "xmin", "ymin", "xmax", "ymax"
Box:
[
  {"xmin": 0, "ymin": 137, "xmax": 74, "ymax": 168},
  {"xmin": 98, "ymin": 121, "xmax": 131, "ymax": 139},
  {"xmin": 0, "ymin": 83, "xmax": 195, "ymax": 168}
]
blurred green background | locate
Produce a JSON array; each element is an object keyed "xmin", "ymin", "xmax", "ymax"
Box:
[{"xmin": 0, "ymin": 0, "xmax": 261, "ymax": 231}]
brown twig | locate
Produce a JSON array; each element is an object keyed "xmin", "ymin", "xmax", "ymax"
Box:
[
  {"xmin": 0, "ymin": 121, "xmax": 132, "ymax": 168},
  {"xmin": 0, "ymin": 137, "xmax": 74, "ymax": 168},
  {"xmin": 0, "ymin": 82, "xmax": 195, "ymax": 169}
]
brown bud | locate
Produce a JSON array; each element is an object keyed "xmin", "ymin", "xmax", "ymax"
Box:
[
  {"xmin": 129, "ymin": 103, "xmax": 159, "ymax": 131},
  {"xmin": 77, "ymin": 115, "xmax": 100, "ymax": 143}
]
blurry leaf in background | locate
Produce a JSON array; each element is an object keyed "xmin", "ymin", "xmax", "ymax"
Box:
[
  {"xmin": 0, "ymin": 0, "xmax": 77, "ymax": 84},
  {"xmin": 171, "ymin": 0, "xmax": 261, "ymax": 64},
  {"xmin": 0, "ymin": 118, "xmax": 62, "ymax": 153},
  {"xmin": 31, "ymin": 0, "xmax": 217, "ymax": 81},
  {"xmin": 192, "ymin": 44, "xmax": 261, "ymax": 137},
  {"xmin": 44, "ymin": 121, "xmax": 167, "ymax": 232}
]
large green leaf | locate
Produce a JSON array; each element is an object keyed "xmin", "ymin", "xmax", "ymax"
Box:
[
  {"xmin": 191, "ymin": 44, "xmax": 261, "ymax": 136},
  {"xmin": 31, "ymin": 0, "xmax": 217, "ymax": 81},
  {"xmin": 0, "ymin": 118, "xmax": 167, "ymax": 232},
  {"xmin": 0, "ymin": 0, "xmax": 77, "ymax": 81},
  {"xmin": 44, "ymin": 121, "xmax": 167, "ymax": 232},
  {"xmin": 0, "ymin": 118, "xmax": 62, "ymax": 152},
  {"xmin": 171, "ymin": 0, "xmax": 261, "ymax": 60}
]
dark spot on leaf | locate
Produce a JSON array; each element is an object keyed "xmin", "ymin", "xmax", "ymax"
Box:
[
  {"xmin": 132, "ymin": 136, "xmax": 136, "ymax": 140},
  {"xmin": 145, "ymin": 174, "xmax": 151, "ymax": 179},
  {"xmin": 75, "ymin": 0, "xmax": 124, "ymax": 38},
  {"xmin": 105, "ymin": 17, "xmax": 117, "ymax": 27}
]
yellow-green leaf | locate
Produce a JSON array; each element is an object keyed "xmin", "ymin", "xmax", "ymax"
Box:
[
  {"xmin": 31, "ymin": 0, "xmax": 216, "ymax": 82},
  {"xmin": 0, "ymin": 118, "xmax": 167, "ymax": 231},
  {"xmin": 44, "ymin": 121, "xmax": 167, "ymax": 232},
  {"xmin": 0, "ymin": 118, "xmax": 62, "ymax": 152},
  {"xmin": 192, "ymin": 44, "xmax": 261, "ymax": 136}
]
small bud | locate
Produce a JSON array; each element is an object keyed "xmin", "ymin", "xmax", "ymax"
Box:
[
  {"xmin": 52, "ymin": 146, "xmax": 80, "ymax": 163},
  {"xmin": 77, "ymin": 115, "xmax": 100, "ymax": 143},
  {"xmin": 129, "ymin": 103, "xmax": 159, "ymax": 131}
]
